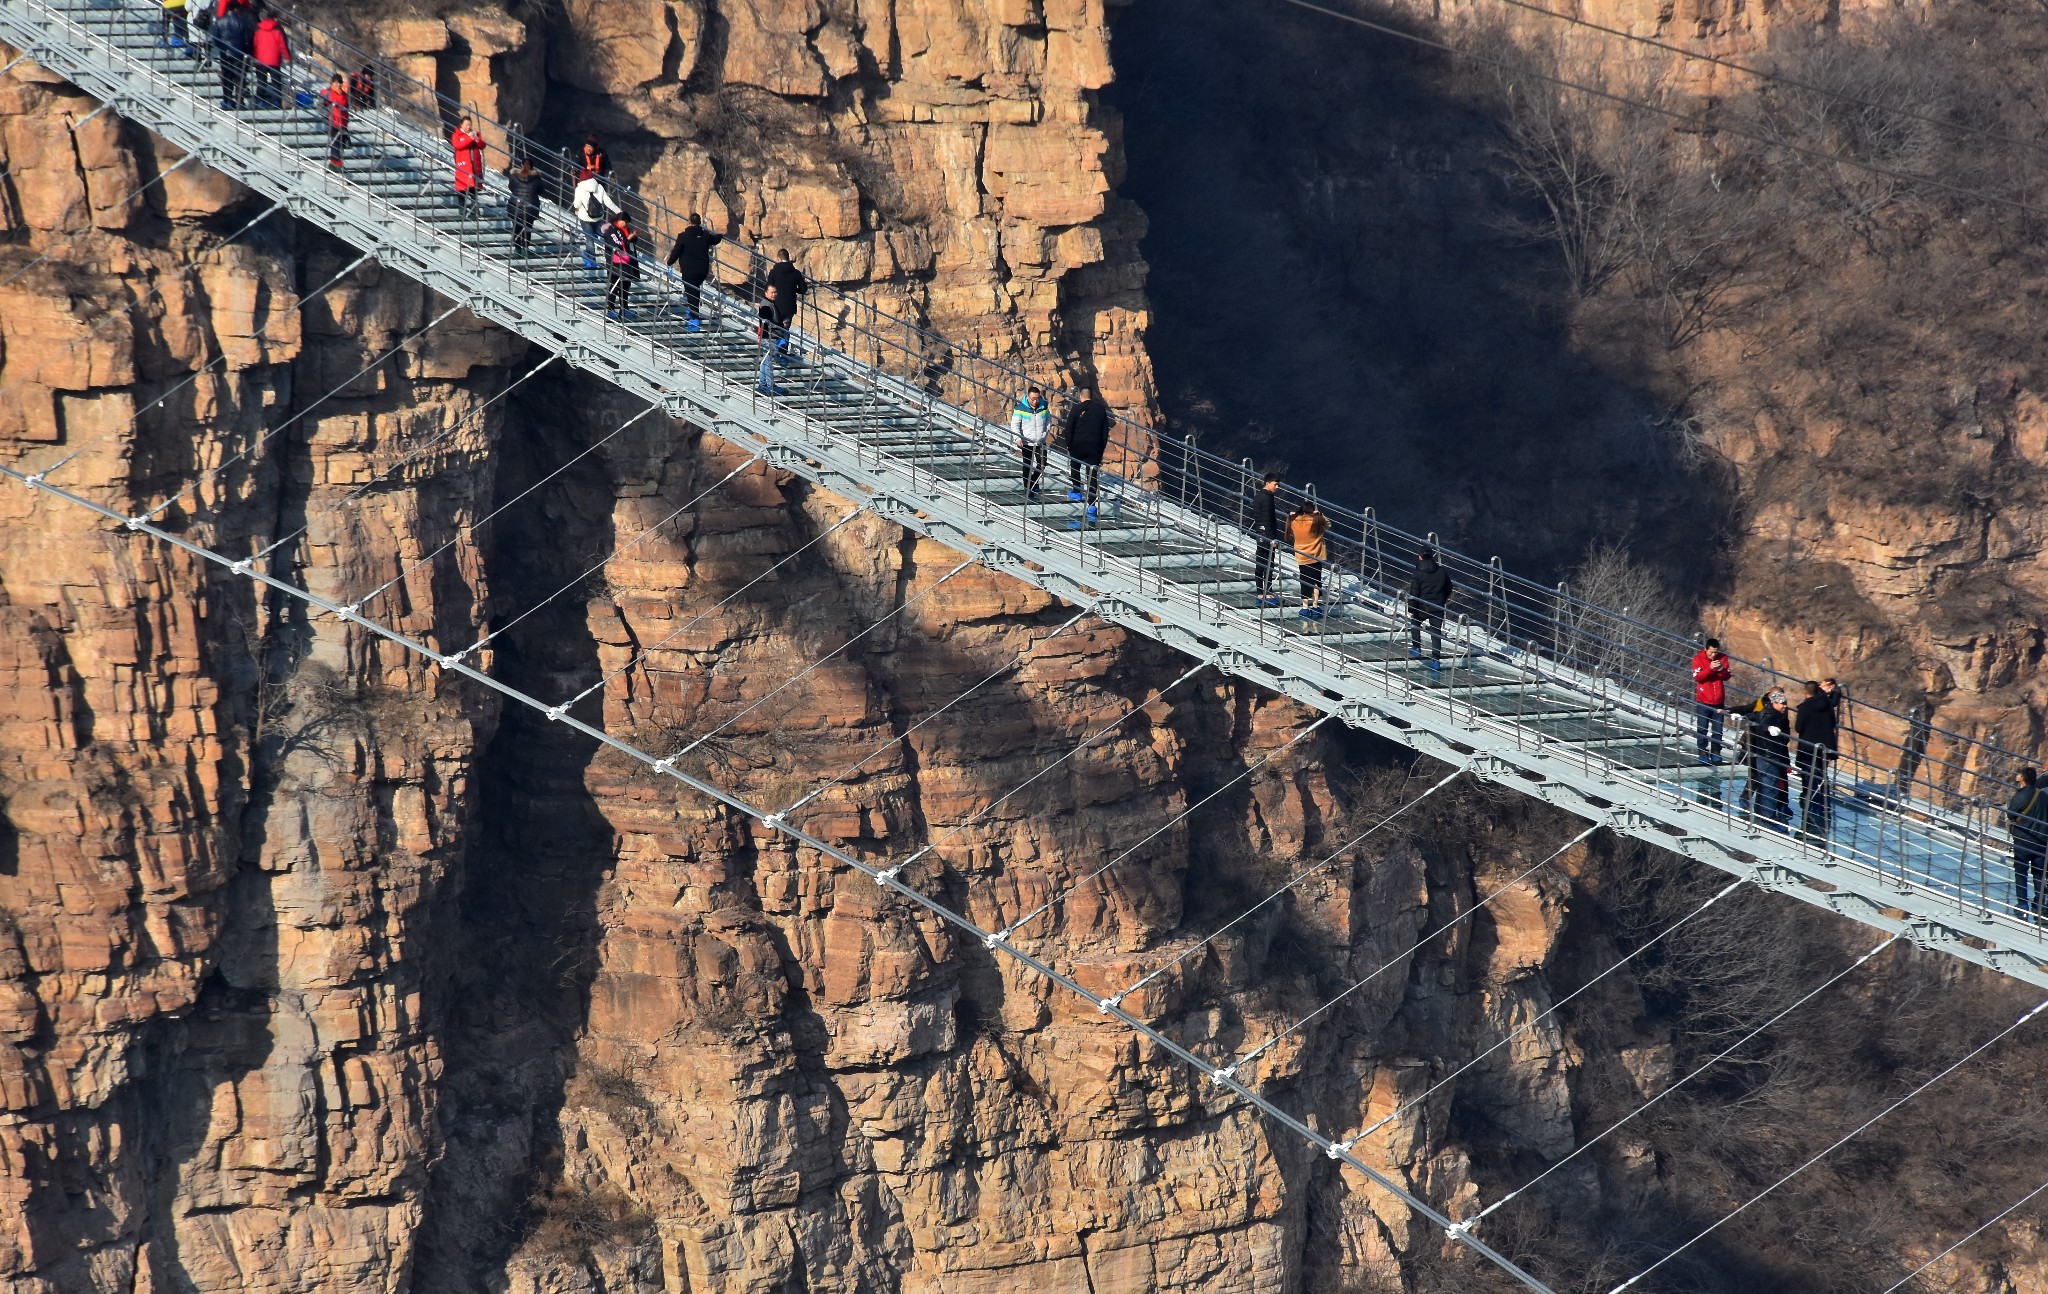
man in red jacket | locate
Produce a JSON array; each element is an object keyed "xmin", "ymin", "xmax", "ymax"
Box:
[
  {"xmin": 1692, "ymin": 637, "xmax": 1734, "ymax": 764},
  {"xmin": 249, "ymin": 12, "xmax": 288, "ymax": 108}
]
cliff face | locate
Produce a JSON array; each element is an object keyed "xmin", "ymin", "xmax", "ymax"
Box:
[{"xmin": 0, "ymin": 6, "xmax": 1599, "ymax": 1293}]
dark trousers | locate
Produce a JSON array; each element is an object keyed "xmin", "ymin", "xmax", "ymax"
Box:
[
  {"xmin": 1021, "ymin": 439, "xmax": 1047, "ymax": 493},
  {"xmin": 510, "ymin": 205, "xmax": 535, "ymax": 250},
  {"xmin": 607, "ymin": 271, "xmax": 632, "ymax": 313},
  {"xmin": 163, "ymin": 8, "xmax": 188, "ymax": 45},
  {"xmin": 327, "ymin": 124, "xmax": 349, "ymax": 166},
  {"xmin": 1694, "ymin": 702, "xmax": 1724, "ymax": 759},
  {"xmin": 1797, "ymin": 747, "xmax": 1832, "ymax": 837},
  {"xmin": 457, "ymin": 186, "xmax": 480, "ymax": 217},
  {"xmin": 1751, "ymin": 754, "xmax": 1791, "ymax": 825},
  {"xmin": 681, "ymin": 275, "xmax": 706, "ymax": 319},
  {"xmin": 2016, "ymin": 850, "xmax": 2047, "ymax": 917},
  {"xmin": 1409, "ymin": 605, "xmax": 1444, "ymax": 658},
  {"xmin": 217, "ymin": 52, "xmax": 245, "ymax": 106},
  {"xmin": 1255, "ymin": 537, "xmax": 1277, "ymax": 595},
  {"xmin": 1299, "ymin": 560, "xmax": 1323, "ymax": 604},
  {"xmin": 250, "ymin": 61, "xmax": 282, "ymax": 107},
  {"xmin": 1070, "ymin": 458, "xmax": 1100, "ymax": 505}
]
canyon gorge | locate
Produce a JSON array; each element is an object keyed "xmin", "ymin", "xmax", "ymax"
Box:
[{"xmin": 2, "ymin": 0, "xmax": 2047, "ymax": 1292}]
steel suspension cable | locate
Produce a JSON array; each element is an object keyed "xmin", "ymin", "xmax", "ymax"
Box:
[
  {"xmin": 661, "ymin": 555, "xmax": 980, "ymax": 760},
  {"xmin": 874, "ymin": 656, "xmax": 1215, "ymax": 884},
  {"xmin": 1879, "ymin": 1176, "xmax": 2048, "ymax": 1293},
  {"xmin": 0, "ymin": 152, "xmax": 196, "ymax": 295},
  {"xmin": 1104, "ymin": 766, "xmax": 1467, "ymax": 1013},
  {"xmin": 778, "ymin": 606, "xmax": 1094, "ymax": 816},
  {"xmin": 1225, "ymin": 822, "xmax": 1603, "ymax": 1082},
  {"xmin": 1609, "ymin": 996, "xmax": 2048, "ymax": 1292},
  {"xmin": 1268, "ymin": 0, "xmax": 2048, "ymax": 220},
  {"xmin": 1332, "ymin": 877, "xmax": 1748, "ymax": 1160},
  {"xmin": 993, "ymin": 715, "xmax": 1333, "ymax": 946},
  {"xmin": 2, "ymin": 467, "xmax": 1563, "ymax": 1294},
  {"xmin": 1462, "ymin": 932, "xmax": 1901, "ymax": 1236},
  {"xmin": 348, "ymin": 401, "xmax": 660, "ymax": 613},
  {"xmin": 131, "ymin": 302, "xmax": 467, "ymax": 525},
  {"xmin": 7, "ymin": 198, "xmax": 288, "ymax": 475},
  {"xmin": 1479, "ymin": 0, "xmax": 2048, "ymax": 160},
  {"xmin": 248, "ymin": 350, "xmax": 561, "ymax": 573},
  {"xmin": 438, "ymin": 453, "xmax": 762, "ymax": 662},
  {"xmin": 551, "ymin": 506, "xmax": 862, "ymax": 711}
]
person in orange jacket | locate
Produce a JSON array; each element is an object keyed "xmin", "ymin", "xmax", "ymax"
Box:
[
  {"xmin": 321, "ymin": 73, "xmax": 349, "ymax": 168},
  {"xmin": 248, "ymin": 12, "xmax": 288, "ymax": 107},
  {"xmin": 1290, "ymin": 500, "xmax": 1331, "ymax": 621},
  {"xmin": 1691, "ymin": 637, "xmax": 1733, "ymax": 764},
  {"xmin": 451, "ymin": 116, "xmax": 486, "ymax": 217}
]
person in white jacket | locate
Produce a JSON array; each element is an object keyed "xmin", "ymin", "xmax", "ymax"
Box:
[
  {"xmin": 1011, "ymin": 386, "xmax": 1052, "ymax": 500},
  {"xmin": 572, "ymin": 167, "xmax": 620, "ymax": 271}
]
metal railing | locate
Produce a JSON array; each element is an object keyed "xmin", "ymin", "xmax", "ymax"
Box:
[{"xmin": 25, "ymin": 0, "xmax": 2048, "ymax": 946}]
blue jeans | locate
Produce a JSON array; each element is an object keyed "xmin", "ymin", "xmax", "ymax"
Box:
[
  {"xmin": 581, "ymin": 220, "xmax": 604, "ymax": 264},
  {"xmin": 1694, "ymin": 703, "xmax": 1724, "ymax": 758},
  {"xmin": 1751, "ymin": 753, "xmax": 1790, "ymax": 825},
  {"xmin": 757, "ymin": 342, "xmax": 777, "ymax": 393}
]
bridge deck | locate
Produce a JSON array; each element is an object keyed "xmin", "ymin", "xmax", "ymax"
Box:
[{"xmin": 9, "ymin": 0, "xmax": 2047, "ymax": 988}]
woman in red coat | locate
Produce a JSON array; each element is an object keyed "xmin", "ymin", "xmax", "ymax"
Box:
[
  {"xmin": 321, "ymin": 74, "xmax": 349, "ymax": 168},
  {"xmin": 450, "ymin": 116, "xmax": 485, "ymax": 217}
]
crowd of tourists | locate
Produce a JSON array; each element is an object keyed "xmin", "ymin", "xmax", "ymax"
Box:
[{"xmin": 176, "ymin": 3, "xmax": 2048, "ymax": 923}]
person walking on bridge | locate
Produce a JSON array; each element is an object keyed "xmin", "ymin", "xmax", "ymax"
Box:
[
  {"xmin": 756, "ymin": 286, "xmax": 786, "ymax": 396},
  {"xmin": 1252, "ymin": 471, "xmax": 1284, "ymax": 608},
  {"xmin": 210, "ymin": 0, "xmax": 253, "ymax": 108},
  {"xmin": 320, "ymin": 73, "xmax": 350, "ymax": 169},
  {"xmin": 1405, "ymin": 549, "xmax": 1453, "ymax": 671},
  {"xmin": 1290, "ymin": 499, "xmax": 1331, "ymax": 621},
  {"xmin": 766, "ymin": 249, "xmax": 807, "ymax": 358},
  {"xmin": 604, "ymin": 215, "xmax": 640, "ymax": 320},
  {"xmin": 2007, "ymin": 768, "xmax": 2048, "ymax": 920},
  {"xmin": 1747, "ymin": 691, "xmax": 1795, "ymax": 828},
  {"xmin": 572, "ymin": 168, "xmax": 620, "ymax": 271},
  {"xmin": 1012, "ymin": 386, "xmax": 1052, "ymax": 500},
  {"xmin": 1063, "ymin": 389, "xmax": 1109, "ymax": 528},
  {"xmin": 1691, "ymin": 638, "xmax": 1732, "ymax": 765},
  {"xmin": 506, "ymin": 160, "xmax": 541, "ymax": 252},
  {"xmin": 451, "ymin": 116, "xmax": 486, "ymax": 219},
  {"xmin": 249, "ymin": 11, "xmax": 289, "ymax": 108},
  {"xmin": 665, "ymin": 213, "xmax": 721, "ymax": 331},
  {"xmin": 1794, "ymin": 678, "xmax": 1841, "ymax": 838}
]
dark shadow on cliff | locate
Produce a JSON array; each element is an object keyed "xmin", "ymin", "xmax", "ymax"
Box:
[
  {"xmin": 1105, "ymin": 0, "xmax": 1723, "ymax": 582},
  {"xmin": 413, "ymin": 369, "xmax": 619, "ymax": 1290}
]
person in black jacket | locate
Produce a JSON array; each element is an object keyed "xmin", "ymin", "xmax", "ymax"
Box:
[
  {"xmin": 1063, "ymin": 389, "xmax": 1109, "ymax": 525},
  {"xmin": 1747, "ymin": 691, "xmax": 1795, "ymax": 828},
  {"xmin": 1793, "ymin": 678, "xmax": 1842, "ymax": 838},
  {"xmin": 2007, "ymin": 768, "xmax": 2048, "ymax": 919},
  {"xmin": 506, "ymin": 160, "xmax": 542, "ymax": 253},
  {"xmin": 1404, "ymin": 550, "xmax": 1453, "ymax": 668},
  {"xmin": 665, "ymin": 213, "xmax": 722, "ymax": 330},
  {"xmin": 1252, "ymin": 471, "xmax": 1284, "ymax": 607},
  {"xmin": 755, "ymin": 286, "xmax": 785, "ymax": 395},
  {"xmin": 765, "ymin": 249, "xmax": 806, "ymax": 326},
  {"xmin": 211, "ymin": 2, "xmax": 254, "ymax": 108}
]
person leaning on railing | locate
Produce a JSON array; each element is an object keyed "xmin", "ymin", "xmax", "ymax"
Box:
[{"xmin": 2006, "ymin": 769, "xmax": 2048, "ymax": 921}]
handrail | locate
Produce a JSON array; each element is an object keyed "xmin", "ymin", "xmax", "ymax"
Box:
[
  {"xmin": 28, "ymin": 0, "xmax": 2046, "ymax": 934},
  {"xmin": 236, "ymin": 0, "xmax": 2039, "ymax": 802}
]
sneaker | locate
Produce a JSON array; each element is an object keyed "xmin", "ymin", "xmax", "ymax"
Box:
[
  {"xmin": 1408, "ymin": 648, "xmax": 1423, "ymax": 660},
  {"xmin": 1027, "ymin": 487, "xmax": 1040, "ymax": 501},
  {"xmin": 1066, "ymin": 491, "xmax": 1084, "ymax": 502},
  {"xmin": 685, "ymin": 317, "xmax": 702, "ymax": 333},
  {"xmin": 1086, "ymin": 505, "xmax": 1098, "ymax": 523},
  {"xmin": 582, "ymin": 257, "xmax": 597, "ymax": 270},
  {"xmin": 169, "ymin": 35, "xmax": 186, "ymax": 48},
  {"xmin": 1426, "ymin": 659, "xmax": 1443, "ymax": 672}
]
